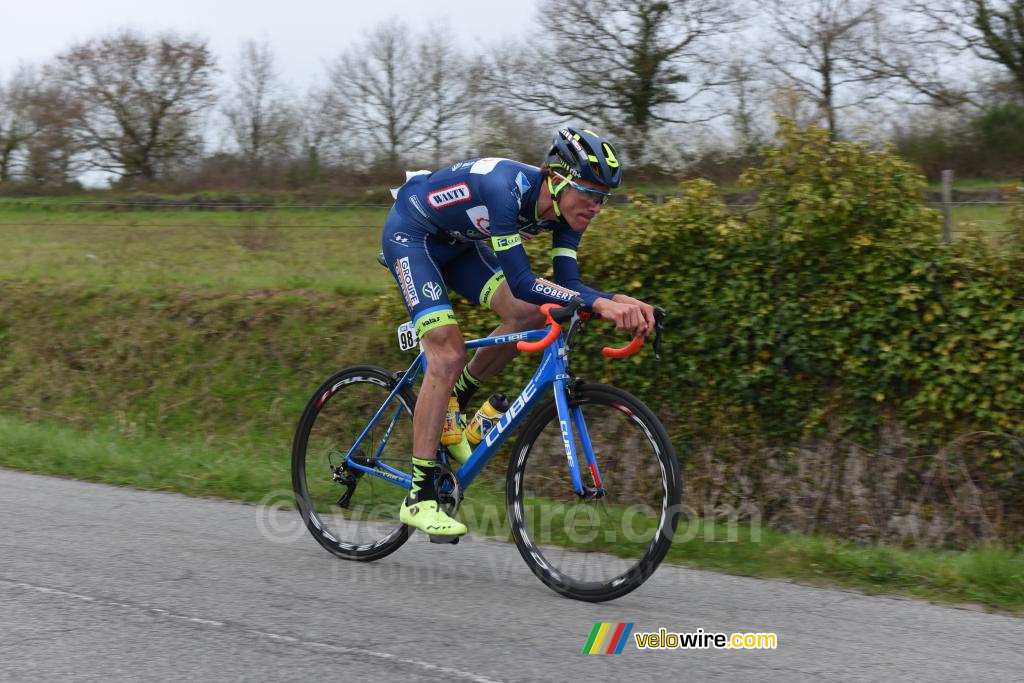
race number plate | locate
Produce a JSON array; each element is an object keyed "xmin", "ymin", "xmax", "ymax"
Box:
[{"xmin": 397, "ymin": 321, "xmax": 418, "ymax": 351}]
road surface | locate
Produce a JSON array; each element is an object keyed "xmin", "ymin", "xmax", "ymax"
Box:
[{"xmin": 1, "ymin": 468, "xmax": 1020, "ymax": 681}]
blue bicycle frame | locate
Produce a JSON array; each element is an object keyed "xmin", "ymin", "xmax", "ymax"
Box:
[{"xmin": 340, "ymin": 325, "xmax": 604, "ymax": 497}]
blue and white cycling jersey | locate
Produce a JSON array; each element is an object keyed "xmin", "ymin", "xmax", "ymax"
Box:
[{"xmin": 389, "ymin": 157, "xmax": 611, "ymax": 310}]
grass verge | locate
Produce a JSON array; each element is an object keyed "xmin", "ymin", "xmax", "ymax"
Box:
[
  {"xmin": 3, "ymin": 415, "xmax": 1020, "ymax": 614},
  {"xmin": 0, "ymin": 205, "xmax": 392, "ymax": 293}
]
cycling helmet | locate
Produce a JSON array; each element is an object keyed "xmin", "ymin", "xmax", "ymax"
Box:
[{"xmin": 545, "ymin": 127, "xmax": 621, "ymax": 189}]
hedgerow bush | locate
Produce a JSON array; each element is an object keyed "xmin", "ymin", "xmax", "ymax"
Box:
[{"xmin": 380, "ymin": 120, "xmax": 1024, "ymax": 546}]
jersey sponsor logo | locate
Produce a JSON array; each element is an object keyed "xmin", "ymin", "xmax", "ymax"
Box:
[
  {"xmin": 390, "ymin": 231, "xmax": 412, "ymax": 247},
  {"xmin": 515, "ymin": 171, "xmax": 531, "ymax": 195},
  {"xmin": 415, "ymin": 308, "xmax": 456, "ymax": 335},
  {"xmin": 470, "ymin": 157, "xmax": 502, "ymax": 175},
  {"xmin": 422, "ymin": 281, "xmax": 443, "ymax": 301},
  {"xmin": 396, "ymin": 257, "xmax": 420, "ymax": 307},
  {"xmin": 479, "ymin": 271, "xmax": 505, "ymax": 307},
  {"xmin": 418, "ymin": 313, "xmax": 445, "ymax": 330},
  {"xmin": 492, "ymin": 234, "xmax": 522, "ymax": 251},
  {"xmin": 450, "ymin": 159, "xmax": 476, "ymax": 172},
  {"xmin": 531, "ymin": 278, "xmax": 578, "ymax": 302},
  {"xmin": 427, "ymin": 183, "xmax": 472, "ymax": 209},
  {"xmin": 465, "ymin": 206, "xmax": 491, "ymax": 235},
  {"xmin": 510, "ymin": 168, "xmax": 530, "ymax": 208}
]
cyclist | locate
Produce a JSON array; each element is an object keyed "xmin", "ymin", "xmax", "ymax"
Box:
[{"xmin": 381, "ymin": 127, "xmax": 655, "ymax": 537}]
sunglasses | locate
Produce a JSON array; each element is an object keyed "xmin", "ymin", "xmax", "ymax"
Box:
[{"xmin": 553, "ymin": 173, "xmax": 612, "ymax": 206}]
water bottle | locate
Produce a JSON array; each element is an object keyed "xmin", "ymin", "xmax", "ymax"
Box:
[
  {"xmin": 440, "ymin": 396, "xmax": 464, "ymax": 446},
  {"xmin": 465, "ymin": 393, "xmax": 510, "ymax": 446}
]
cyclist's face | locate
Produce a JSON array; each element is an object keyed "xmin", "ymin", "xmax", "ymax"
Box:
[{"xmin": 560, "ymin": 177, "xmax": 611, "ymax": 232}]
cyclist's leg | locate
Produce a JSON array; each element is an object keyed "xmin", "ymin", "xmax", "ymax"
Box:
[
  {"xmin": 413, "ymin": 324, "xmax": 464, "ymax": 460},
  {"xmin": 383, "ymin": 217, "xmax": 466, "ymax": 457},
  {"xmin": 445, "ymin": 241, "xmax": 545, "ymax": 385},
  {"xmin": 382, "ymin": 215, "xmax": 469, "ymax": 534}
]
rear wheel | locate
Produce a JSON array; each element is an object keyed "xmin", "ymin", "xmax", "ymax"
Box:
[
  {"xmin": 507, "ymin": 383, "xmax": 681, "ymax": 601},
  {"xmin": 291, "ymin": 365, "xmax": 414, "ymax": 561}
]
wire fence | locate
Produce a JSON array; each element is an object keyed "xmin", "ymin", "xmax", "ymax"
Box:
[{"xmin": 0, "ymin": 178, "xmax": 1018, "ymax": 241}]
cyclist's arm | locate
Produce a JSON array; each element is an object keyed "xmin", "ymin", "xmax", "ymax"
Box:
[
  {"xmin": 550, "ymin": 227, "xmax": 613, "ymax": 306},
  {"xmin": 490, "ymin": 231, "xmax": 585, "ymax": 306},
  {"xmin": 550, "ymin": 226, "xmax": 654, "ymax": 335}
]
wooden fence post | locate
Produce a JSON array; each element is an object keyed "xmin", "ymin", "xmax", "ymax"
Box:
[{"xmin": 941, "ymin": 169, "xmax": 953, "ymax": 244}]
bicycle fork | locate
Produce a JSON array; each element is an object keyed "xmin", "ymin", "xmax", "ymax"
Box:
[{"xmin": 553, "ymin": 378, "xmax": 606, "ymax": 500}]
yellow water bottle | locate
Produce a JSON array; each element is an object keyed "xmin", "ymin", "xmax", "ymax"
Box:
[
  {"xmin": 465, "ymin": 393, "xmax": 510, "ymax": 446},
  {"xmin": 441, "ymin": 396, "xmax": 464, "ymax": 446}
]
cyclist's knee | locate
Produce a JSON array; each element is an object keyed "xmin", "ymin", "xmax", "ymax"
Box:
[
  {"xmin": 428, "ymin": 349, "xmax": 466, "ymax": 385},
  {"xmin": 421, "ymin": 326, "xmax": 466, "ymax": 383}
]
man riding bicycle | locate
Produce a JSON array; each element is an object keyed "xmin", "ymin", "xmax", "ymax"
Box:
[{"xmin": 381, "ymin": 127, "xmax": 655, "ymax": 537}]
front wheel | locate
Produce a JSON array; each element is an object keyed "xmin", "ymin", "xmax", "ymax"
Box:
[{"xmin": 507, "ymin": 383, "xmax": 682, "ymax": 602}]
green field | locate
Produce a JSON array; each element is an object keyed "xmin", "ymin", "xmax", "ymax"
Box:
[
  {"xmin": 948, "ymin": 203, "xmax": 1016, "ymax": 246},
  {"xmin": 0, "ymin": 199, "xmax": 1013, "ymax": 289},
  {"xmin": 0, "ymin": 205, "xmax": 392, "ymax": 292},
  {"xmin": 1, "ymin": 199, "xmax": 1021, "ymax": 612}
]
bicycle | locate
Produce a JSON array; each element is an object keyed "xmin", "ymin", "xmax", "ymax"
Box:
[{"xmin": 291, "ymin": 297, "xmax": 681, "ymax": 602}]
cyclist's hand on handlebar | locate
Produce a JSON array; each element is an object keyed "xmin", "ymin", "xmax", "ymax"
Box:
[
  {"xmin": 611, "ymin": 294, "xmax": 656, "ymax": 336},
  {"xmin": 592, "ymin": 297, "xmax": 651, "ymax": 338}
]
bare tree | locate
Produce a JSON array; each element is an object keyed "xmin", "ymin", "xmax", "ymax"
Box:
[
  {"xmin": 469, "ymin": 106, "xmax": 548, "ymax": 162},
  {"xmin": 720, "ymin": 54, "xmax": 772, "ymax": 155},
  {"xmin": 762, "ymin": 0, "xmax": 890, "ymax": 139},
  {"xmin": 480, "ymin": 0, "xmax": 743, "ymax": 161},
  {"xmin": 296, "ymin": 85, "xmax": 349, "ymax": 177},
  {"xmin": 52, "ymin": 30, "xmax": 217, "ymax": 181},
  {"xmin": 0, "ymin": 67, "xmax": 40, "ymax": 182},
  {"xmin": 418, "ymin": 35, "xmax": 473, "ymax": 166},
  {"xmin": 896, "ymin": 0, "xmax": 1024, "ymax": 103},
  {"xmin": 223, "ymin": 40, "xmax": 296, "ymax": 176},
  {"xmin": 24, "ymin": 81, "xmax": 84, "ymax": 186},
  {"xmin": 326, "ymin": 22, "xmax": 430, "ymax": 171}
]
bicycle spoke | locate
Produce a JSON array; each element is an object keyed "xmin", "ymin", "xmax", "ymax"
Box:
[
  {"xmin": 508, "ymin": 384, "xmax": 681, "ymax": 601},
  {"xmin": 293, "ymin": 366, "xmax": 415, "ymax": 560}
]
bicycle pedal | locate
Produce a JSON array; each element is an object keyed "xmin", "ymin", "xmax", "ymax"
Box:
[{"xmin": 428, "ymin": 534, "xmax": 460, "ymax": 545}]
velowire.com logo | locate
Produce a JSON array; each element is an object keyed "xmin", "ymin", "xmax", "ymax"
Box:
[
  {"xmin": 582, "ymin": 623, "xmax": 779, "ymax": 654},
  {"xmin": 581, "ymin": 623, "xmax": 634, "ymax": 654}
]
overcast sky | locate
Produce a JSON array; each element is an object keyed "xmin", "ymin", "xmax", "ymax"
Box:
[{"xmin": 2, "ymin": 0, "xmax": 535, "ymax": 86}]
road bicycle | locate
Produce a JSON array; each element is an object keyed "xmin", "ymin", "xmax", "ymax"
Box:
[{"xmin": 291, "ymin": 297, "xmax": 681, "ymax": 602}]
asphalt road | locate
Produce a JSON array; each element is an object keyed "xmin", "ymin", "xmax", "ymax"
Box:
[{"xmin": 1, "ymin": 468, "xmax": 1021, "ymax": 682}]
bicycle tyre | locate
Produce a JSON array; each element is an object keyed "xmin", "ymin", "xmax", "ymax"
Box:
[
  {"xmin": 292, "ymin": 365, "xmax": 415, "ymax": 561},
  {"xmin": 507, "ymin": 382, "xmax": 682, "ymax": 602}
]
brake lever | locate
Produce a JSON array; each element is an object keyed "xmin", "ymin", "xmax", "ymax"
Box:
[{"xmin": 652, "ymin": 307, "xmax": 666, "ymax": 360}]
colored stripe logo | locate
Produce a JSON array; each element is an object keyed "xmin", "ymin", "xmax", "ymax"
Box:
[{"xmin": 582, "ymin": 622, "xmax": 634, "ymax": 654}]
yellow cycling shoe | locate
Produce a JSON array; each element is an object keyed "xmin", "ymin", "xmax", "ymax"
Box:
[{"xmin": 399, "ymin": 496, "xmax": 468, "ymax": 536}]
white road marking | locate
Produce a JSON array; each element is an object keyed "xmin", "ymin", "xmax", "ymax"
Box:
[{"xmin": 1, "ymin": 579, "xmax": 503, "ymax": 683}]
